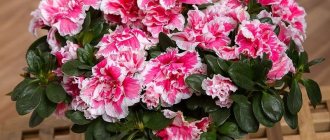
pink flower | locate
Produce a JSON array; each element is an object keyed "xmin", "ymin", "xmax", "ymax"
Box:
[
  {"xmin": 39, "ymin": 0, "xmax": 101, "ymax": 36},
  {"xmin": 29, "ymin": 9, "xmax": 46, "ymax": 36},
  {"xmin": 202, "ymin": 74, "xmax": 237, "ymax": 108},
  {"xmin": 142, "ymin": 49, "xmax": 202, "ymax": 106},
  {"xmin": 55, "ymin": 102, "xmax": 69, "ymax": 117},
  {"xmin": 142, "ymin": 83, "xmax": 163, "ymax": 109},
  {"xmin": 100, "ymin": 0, "xmax": 143, "ymax": 26},
  {"xmin": 235, "ymin": 20, "xmax": 286, "ymax": 62},
  {"xmin": 139, "ymin": 0, "xmax": 211, "ymax": 10},
  {"xmin": 272, "ymin": 0, "xmax": 306, "ymax": 49},
  {"xmin": 62, "ymin": 76, "xmax": 81, "ymax": 97},
  {"xmin": 54, "ymin": 41, "xmax": 80, "ymax": 65},
  {"xmin": 257, "ymin": 0, "xmax": 281, "ymax": 5},
  {"xmin": 172, "ymin": 1, "xmax": 248, "ymax": 60},
  {"xmin": 156, "ymin": 110, "xmax": 210, "ymax": 140},
  {"xmin": 96, "ymin": 27, "xmax": 151, "ymax": 73},
  {"xmin": 79, "ymin": 59, "xmax": 141, "ymax": 122},
  {"xmin": 138, "ymin": 0, "xmax": 185, "ymax": 38},
  {"xmin": 236, "ymin": 20, "xmax": 294, "ymax": 80},
  {"xmin": 47, "ymin": 28, "xmax": 61, "ymax": 53},
  {"xmin": 267, "ymin": 54, "xmax": 295, "ymax": 80}
]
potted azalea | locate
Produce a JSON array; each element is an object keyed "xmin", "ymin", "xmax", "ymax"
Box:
[{"xmin": 10, "ymin": 0, "xmax": 324, "ymax": 139}]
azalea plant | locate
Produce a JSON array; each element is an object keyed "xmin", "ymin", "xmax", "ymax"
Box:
[{"xmin": 10, "ymin": 0, "xmax": 325, "ymax": 139}]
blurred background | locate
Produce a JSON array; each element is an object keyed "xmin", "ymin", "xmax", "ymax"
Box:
[{"xmin": 0, "ymin": 0, "xmax": 329, "ymax": 140}]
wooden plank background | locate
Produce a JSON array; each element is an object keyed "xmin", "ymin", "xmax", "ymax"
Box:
[{"xmin": 0, "ymin": 0, "xmax": 329, "ymax": 125}]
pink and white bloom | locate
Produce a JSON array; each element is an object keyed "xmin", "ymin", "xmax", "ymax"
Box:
[
  {"xmin": 142, "ymin": 83, "xmax": 163, "ymax": 109},
  {"xmin": 235, "ymin": 20, "xmax": 294, "ymax": 80},
  {"xmin": 55, "ymin": 102, "xmax": 69, "ymax": 117},
  {"xmin": 272, "ymin": 0, "xmax": 307, "ymax": 49},
  {"xmin": 257, "ymin": 0, "xmax": 281, "ymax": 5},
  {"xmin": 39, "ymin": 0, "xmax": 101, "ymax": 36},
  {"xmin": 100, "ymin": 0, "xmax": 143, "ymax": 26},
  {"xmin": 267, "ymin": 54, "xmax": 295, "ymax": 80},
  {"xmin": 54, "ymin": 41, "xmax": 80, "ymax": 65},
  {"xmin": 96, "ymin": 27, "xmax": 151, "ymax": 73},
  {"xmin": 138, "ymin": 0, "xmax": 185, "ymax": 38},
  {"xmin": 142, "ymin": 49, "xmax": 202, "ymax": 106},
  {"xmin": 29, "ymin": 9, "xmax": 46, "ymax": 36},
  {"xmin": 202, "ymin": 74, "xmax": 237, "ymax": 108},
  {"xmin": 235, "ymin": 20, "xmax": 286, "ymax": 62},
  {"xmin": 138, "ymin": 0, "xmax": 211, "ymax": 10},
  {"xmin": 156, "ymin": 110, "xmax": 210, "ymax": 140},
  {"xmin": 172, "ymin": 1, "xmax": 248, "ymax": 60},
  {"xmin": 79, "ymin": 59, "xmax": 141, "ymax": 122}
]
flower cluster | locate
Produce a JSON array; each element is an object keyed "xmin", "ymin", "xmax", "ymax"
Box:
[{"xmin": 12, "ymin": 0, "xmax": 323, "ymax": 140}]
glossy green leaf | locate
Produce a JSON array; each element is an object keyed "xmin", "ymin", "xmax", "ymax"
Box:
[
  {"xmin": 11, "ymin": 78, "xmax": 33, "ymax": 101},
  {"xmin": 308, "ymin": 58, "xmax": 325, "ymax": 67},
  {"xmin": 252, "ymin": 94, "xmax": 275, "ymax": 127},
  {"xmin": 36, "ymin": 94, "xmax": 57, "ymax": 118},
  {"xmin": 61, "ymin": 60, "xmax": 85, "ymax": 76},
  {"xmin": 218, "ymin": 122, "xmax": 241, "ymax": 139},
  {"xmin": 71, "ymin": 124, "xmax": 89, "ymax": 133},
  {"xmin": 29, "ymin": 111, "xmax": 44, "ymax": 128},
  {"xmin": 143, "ymin": 111, "xmax": 173, "ymax": 130},
  {"xmin": 16, "ymin": 84, "xmax": 43, "ymax": 115},
  {"xmin": 233, "ymin": 102, "xmax": 259, "ymax": 133},
  {"xmin": 261, "ymin": 92, "xmax": 284, "ymax": 122},
  {"xmin": 66, "ymin": 111, "xmax": 92, "ymax": 125},
  {"xmin": 283, "ymin": 95, "xmax": 298, "ymax": 129},
  {"xmin": 46, "ymin": 83, "xmax": 67, "ymax": 103},
  {"xmin": 94, "ymin": 119, "xmax": 110, "ymax": 140},
  {"xmin": 185, "ymin": 74, "xmax": 207, "ymax": 93},
  {"xmin": 228, "ymin": 62, "xmax": 255, "ymax": 90},
  {"xmin": 210, "ymin": 108, "xmax": 231, "ymax": 126},
  {"xmin": 158, "ymin": 32, "xmax": 177, "ymax": 51},
  {"xmin": 302, "ymin": 79, "xmax": 322, "ymax": 108},
  {"xmin": 200, "ymin": 130, "xmax": 217, "ymax": 140},
  {"xmin": 205, "ymin": 55, "xmax": 224, "ymax": 75},
  {"xmin": 286, "ymin": 79, "xmax": 302, "ymax": 114}
]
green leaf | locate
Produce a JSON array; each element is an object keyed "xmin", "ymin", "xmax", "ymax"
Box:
[
  {"xmin": 186, "ymin": 95, "xmax": 218, "ymax": 112},
  {"xmin": 200, "ymin": 130, "xmax": 217, "ymax": 140},
  {"xmin": 302, "ymin": 79, "xmax": 322, "ymax": 108},
  {"xmin": 93, "ymin": 119, "xmax": 110, "ymax": 140},
  {"xmin": 233, "ymin": 102, "xmax": 259, "ymax": 133},
  {"xmin": 26, "ymin": 51, "xmax": 42, "ymax": 73},
  {"xmin": 259, "ymin": 17, "xmax": 273, "ymax": 24},
  {"xmin": 283, "ymin": 95, "xmax": 298, "ymax": 129},
  {"xmin": 286, "ymin": 79, "xmax": 302, "ymax": 114},
  {"xmin": 218, "ymin": 122, "xmax": 242, "ymax": 139},
  {"xmin": 252, "ymin": 94, "xmax": 275, "ymax": 127},
  {"xmin": 71, "ymin": 124, "xmax": 89, "ymax": 133},
  {"xmin": 26, "ymin": 36, "xmax": 49, "ymax": 59},
  {"xmin": 29, "ymin": 111, "xmax": 44, "ymax": 128},
  {"xmin": 205, "ymin": 55, "xmax": 224, "ymax": 75},
  {"xmin": 185, "ymin": 74, "xmax": 207, "ymax": 93},
  {"xmin": 218, "ymin": 136, "xmax": 234, "ymax": 140},
  {"xmin": 158, "ymin": 32, "xmax": 177, "ymax": 51},
  {"xmin": 143, "ymin": 111, "xmax": 173, "ymax": 130},
  {"xmin": 308, "ymin": 58, "xmax": 325, "ymax": 67},
  {"xmin": 46, "ymin": 83, "xmax": 67, "ymax": 103},
  {"xmin": 274, "ymin": 25, "xmax": 280, "ymax": 36},
  {"xmin": 61, "ymin": 60, "xmax": 84, "ymax": 76},
  {"xmin": 11, "ymin": 78, "xmax": 33, "ymax": 101},
  {"xmin": 66, "ymin": 111, "xmax": 92, "ymax": 125},
  {"xmin": 36, "ymin": 93, "xmax": 57, "ymax": 118},
  {"xmin": 231, "ymin": 94, "xmax": 249, "ymax": 106},
  {"xmin": 85, "ymin": 122, "xmax": 95, "ymax": 140},
  {"xmin": 210, "ymin": 108, "xmax": 231, "ymax": 126},
  {"xmin": 16, "ymin": 84, "xmax": 43, "ymax": 115},
  {"xmin": 150, "ymin": 51, "xmax": 162, "ymax": 58},
  {"xmin": 228, "ymin": 62, "xmax": 255, "ymax": 90},
  {"xmin": 261, "ymin": 92, "xmax": 284, "ymax": 122}
]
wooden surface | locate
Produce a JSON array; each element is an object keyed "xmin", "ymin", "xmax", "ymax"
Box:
[{"xmin": 0, "ymin": 0, "xmax": 329, "ymax": 132}]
